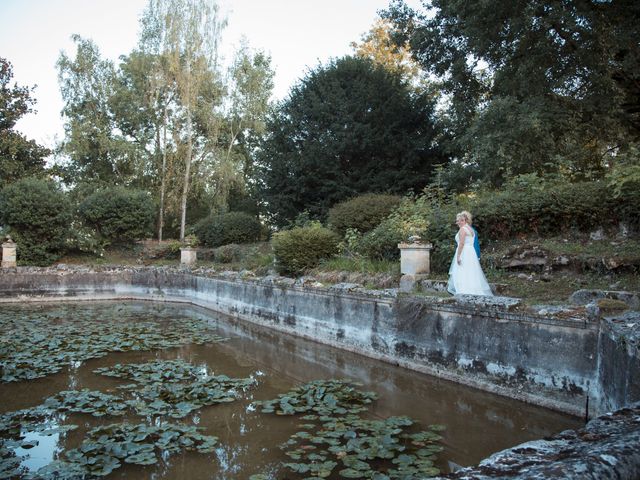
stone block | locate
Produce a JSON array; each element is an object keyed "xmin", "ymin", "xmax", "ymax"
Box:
[
  {"xmin": 398, "ymin": 242, "xmax": 432, "ymax": 275},
  {"xmin": 1, "ymin": 236, "xmax": 17, "ymax": 268},
  {"xmin": 180, "ymin": 248, "xmax": 197, "ymax": 266}
]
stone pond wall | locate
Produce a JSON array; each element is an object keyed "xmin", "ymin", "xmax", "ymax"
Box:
[
  {"xmin": 1, "ymin": 266, "xmax": 636, "ymax": 418},
  {"xmin": 0, "ymin": 266, "xmax": 638, "ymax": 479}
]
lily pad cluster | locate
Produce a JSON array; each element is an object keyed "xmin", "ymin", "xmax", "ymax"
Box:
[
  {"xmin": 35, "ymin": 422, "xmax": 218, "ymax": 478},
  {"xmin": 95, "ymin": 359, "xmax": 256, "ymax": 418},
  {"xmin": 43, "ymin": 389, "xmax": 129, "ymax": 417},
  {"xmin": 0, "ymin": 307, "xmax": 228, "ymax": 382},
  {"xmin": 253, "ymin": 379, "xmax": 377, "ymax": 416},
  {"xmin": 255, "ymin": 380, "xmax": 445, "ymax": 479},
  {"xmin": 0, "ymin": 360, "xmax": 248, "ymax": 478},
  {"xmin": 94, "ymin": 359, "xmax": 208, "ymax": 384}
]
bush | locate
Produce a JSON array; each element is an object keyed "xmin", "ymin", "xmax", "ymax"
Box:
[
  {"xmin": 79, "ymin": 187, "xmax": 155, "ymax": 244},
  {"xmin": 213, "ymin": 244, "xmax": 242, "ymax": 263},
  {"xmin": 472, "ymin": 176, "xmax": 617, "ymax": 238},
  {"xmin": 272, "ymin": 224, "xmax": 340, "ymax": 275},
  {"xmin": 327, "ymin": 194, "xmax": 402, "ymax": 236},
  {"xmin": 0, "ymin": 178, "xmax": 72, "ymax": 265},
  {"xmin": 357, "ymin": 220, "xmax": 404, "ymax": 261},
  {"xmin": 193, "ymin": 211, "xmax": 263, "ymax": 248}
]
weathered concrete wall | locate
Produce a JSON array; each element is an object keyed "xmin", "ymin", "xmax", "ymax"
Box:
[
  {"xmin": 1, "ymin": 266, "xmax": 639, "ymax": 478},
  {"xmin": 597, "ymin": 312, "xmax": 640, "ymax": 414},
  {"xmin": 0, "ymin": 267, "xmax": 613, "ymax": 417},
  {"xmin": 393, "ymin": 297, "xmax": 598, "ymax": 415}
]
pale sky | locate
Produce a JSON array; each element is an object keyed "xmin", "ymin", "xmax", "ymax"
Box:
[{"xmin": 0, "ymin": 0, "xmax": 422, "ymax": 149}]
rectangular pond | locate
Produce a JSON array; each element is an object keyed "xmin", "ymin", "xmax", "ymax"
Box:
[{"xmin": 0, "ymin": 301, "xmax": 581, "ymax": 479}]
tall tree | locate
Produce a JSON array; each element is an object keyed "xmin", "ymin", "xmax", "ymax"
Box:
[
  {"xmin": 0, "ymin": 58, "xmax": 50, "ymax": 188},
  {"xmin": 257, "ymin": 56, "xmax": 446, "ymax": 226},
  {"xmin": 148, "ymin": 0, "xmax": 226, "ymax": 241},
  {"xmin": 137, "ymin": 1, "xmax": 182, "ymax": 240},
  {"xmin": 351, "ymin": 18, "xmax": 423, "ymax": 86},
  {"xmin": 384, "ymin": 0, "xmax": 640, "ymax": 187},
  {"xmin": 218, "ymin": 41, "xmax": 274, "ymax": 210},
  {"xmin": 113, "ymin": 48, "xmax": 177, "ymax": 240},
  {"xmin": 57, "ymin": 36, "xmax": 136, "ymax": 186}
]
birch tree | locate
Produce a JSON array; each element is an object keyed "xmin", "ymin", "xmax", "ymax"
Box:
[{"xmin": 141, "ymin": 0, "xmax": 226, "ymax": 241}]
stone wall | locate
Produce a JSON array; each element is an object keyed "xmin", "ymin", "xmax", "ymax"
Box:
[
  {"xmin": 0, "ymin": 266, "xmax": 626, "ymax": 418},
  {"xmin": 1, "ymin": 266, "xmax": 638, "ymax": 478}
]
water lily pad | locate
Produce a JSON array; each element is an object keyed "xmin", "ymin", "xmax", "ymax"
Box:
[
  {"xmin": 255, "ymin": 380, "xmax": 377, "ymax": 416},
  {"xmin": 0, "ymin": 304, "xmax": 227, "ymax": 383},
  {"xmin": 44, "ymin": 422, "xmax": 219, "ymax": 478}
]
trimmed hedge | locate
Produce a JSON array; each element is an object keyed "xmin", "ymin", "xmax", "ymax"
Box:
[
  {"xmin": 328, "ymin": 194, "xmax": 402, "ymax": 236},
  {"xmin": 194, "ymin": 211, "xmax": 263, "ymax": 248},
  {"xmin": 0, "ymin": 177, "xmax": 72, "ymax": 265},
  {"xmin": 272, "ymin": 225, "xmax": 339, "ymax": 275},
  {"xmin": 79, "ymin": 187, "xmax": 155, "ymax": 244}
]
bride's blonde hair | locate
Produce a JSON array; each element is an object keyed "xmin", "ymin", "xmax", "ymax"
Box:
[{"xmin": 456, "ymin": 211, "xmax": 473, "ymax": 225}]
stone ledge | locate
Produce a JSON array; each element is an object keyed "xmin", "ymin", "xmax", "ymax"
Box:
[{"xmin": 437, "ymin": 402, "xmax": 640, "ymax": 479}]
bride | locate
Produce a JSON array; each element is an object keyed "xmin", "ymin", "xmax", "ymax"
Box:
[{"xmin": 447, "ymin": 211, "xmax": 493, "ymax": 296}]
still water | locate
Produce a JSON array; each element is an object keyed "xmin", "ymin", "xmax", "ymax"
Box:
[{"xmin": 0, "ymin": 301, "xmax": 581, "ymax": 479}]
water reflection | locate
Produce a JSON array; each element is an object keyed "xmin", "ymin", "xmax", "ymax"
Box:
[
  {"xmin": 0, "ymin": 301, "xmax": 582, "ymax": 479},
  {"xmin": 17, "ymin": 427, "xmax": 60, "ymax": 473}
]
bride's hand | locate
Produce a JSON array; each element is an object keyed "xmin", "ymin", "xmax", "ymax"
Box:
[{"xmin": 457, "ymin": 256, "xmax": 461, "ymax": 265}]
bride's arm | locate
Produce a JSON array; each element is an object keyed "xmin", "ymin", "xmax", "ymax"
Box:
[{"xmin": 456, "ymin": 227, "xmax": 466, "ymax": 264}]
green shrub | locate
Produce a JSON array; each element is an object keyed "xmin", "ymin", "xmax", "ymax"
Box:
[
  {"xmin": 193, "ymin": 211, "xmax": 263, "ymax": 248},
  {"xmin": 607, "ymin": 163, "xmax": 640, "ymax": 231},
  {"xmin": 473, "ymin": 177, "xmax": 617, "ymax": 238},
  {"xmin": 327, "ymin": 194, "xmax": 402, "ymax": 236},
  {"xmin": 66, "ymin": 221, "xmax": 108, "ymax": 256},
  {"xmin": 272, "ymin": 224, "xmax": 340, "ymax": 275},
  {"xmin": 79, "ymin": 187, "xmax": 155, "ymax": 244},
  {"xmin": 213, "ymin": 244, "xmax": 242, "ymax": 263},
  {"xmin": 357, "ymin": 219, "xmax": 404, "ymax": 261},
  {"xmin": 0, "ymin": 177, "xmax": 72, "ymax": 265}
]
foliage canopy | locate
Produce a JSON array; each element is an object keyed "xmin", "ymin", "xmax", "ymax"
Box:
[
  {"xmin": 257, "ymin": 55, "xmax": 446, "ymax": 226},
  {"xmin": 0, "ymin": 58, "xmax": 50, "ymax": 189},
  {"xmin": 384, "ymin": 0, "xmax": 640, "ymax": 187}
]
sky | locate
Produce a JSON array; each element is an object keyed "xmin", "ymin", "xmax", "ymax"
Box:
[{"xmin": 0, "ymin": 0, "xmax": 422, "ymax": 149}]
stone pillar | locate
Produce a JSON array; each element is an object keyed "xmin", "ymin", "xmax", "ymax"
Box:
[
  {"xmin": 398, "ymin": 242, "xmax": 432, "ymax": 292},
  {"xmin": 180, "ymin": 247, "xmax": 197, "ymax": 266},
  {"xmin": 1, "ymin": 236, "xmax": 17, "ymax": 268}
]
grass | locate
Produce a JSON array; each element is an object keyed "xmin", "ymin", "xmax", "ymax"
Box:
[
  {"xmin": 57, "ymin": 234, "xmax": 639, "ymax": 305},
  {"xmin": 483, "ymin": 269, "xmax": 637, "ymax": 304},
  {"xmin": 315, "ymin": 257, "xmax": 400, "ymax": 275}
]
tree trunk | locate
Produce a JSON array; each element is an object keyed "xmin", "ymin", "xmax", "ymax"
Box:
[
  {"xmin": 158, "ymin": 105, "xmax": 168, "ymax": 242},
  {"xmin": 180, "ymin": 105, "xmax": 193, "ymax": 241}
]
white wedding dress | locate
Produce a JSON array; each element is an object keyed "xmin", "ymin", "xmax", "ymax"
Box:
[{"xmin": 447, "ymin": 226, "xmax": 493, "ymax": 296}]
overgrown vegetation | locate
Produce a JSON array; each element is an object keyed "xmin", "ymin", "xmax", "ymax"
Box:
[
  {"xmin": 0, "ymin": 177, "xmax": 72, "ymax": 265},
  {"xmin": 272, "ymin": 224, "xmax": 340, "ymax": 275},
  {"xmin": 193, "ymin": 211, "xmax": 263, "ymax": 248},
  {"xmin": 79, "ymin": 187, "xmax": 156, "ymax": 245}
]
